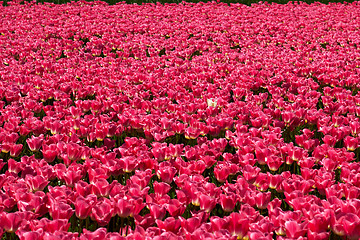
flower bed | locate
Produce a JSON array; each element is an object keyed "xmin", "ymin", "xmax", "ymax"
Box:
[{"xmin": 1, "ymin": 1, "xmax": 360, "ymax": 239}]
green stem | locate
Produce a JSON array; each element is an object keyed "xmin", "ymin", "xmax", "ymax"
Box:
[
  {"xmin": 86, "ymin": 217, "xmax": 89, "ymax": 230},
  {"xmin": 120, "ymin": 217, "xmax": 124, "ymax": 236},
  {"xmin": 126, "ymin": 217, "xmax": 129, "ymax": 236}
]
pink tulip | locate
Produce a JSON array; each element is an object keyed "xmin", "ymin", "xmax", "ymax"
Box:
[
  {"xmin": 284, "ymin": 220, "xmax": 307, "ymax": 239},
  {"xmin": 344, "ymin": 136, "xmax": 359, "ymax": 151},
  {"xmin": 26, "ymin": 135, "xmax": 43, "ymax": 152},
  {"xmin": 49, "ymin": 201, "xmax": 74, "ymax": 220},
  {"xmin": 9, "ymin": 143, "xmax": 22, "ymax": 157},
  {"xmin": 308, "ymin": 214, "xmax": 330, "ymax": 233},
  {"xmin": 220, "ymin": 193, "xmax": 237, "ymax": 212},
  {"xmin": 134, "ymin": 214, "xmax": 155, "ymax": 229},
  {"xmin": 17, "ymin": 230, "xmax": 43, "ymax": 240},
  {"xmin": 149, "ymin": 203, "xmax": 166, "ymax": 220},
  {"xmin": 226, "ymin": 212, "xmax": 250, "ymax": 239},
  {"xmin": 156, "ymin": 217, "xmax": 181, "ymax": 233},
  {"xmin": 42, "ymin": 144, "xmax": 58, "ymax": 163},
  {"xmin": 199, "ymin": 194, "xmax": 216, "ymax": 213},
  {"xmin": 156, "ymin": 165, "xmax": 177, "ymax": 183},
  {"xmin": 7, "ymin": 158, "xmax": 25, "ymax": 174},
  {"xmin": 255, "ymin": 191, "xmax": 271, "ymax": 210},
  {"xmin": 116, "ymin": 198, "xmax": 134, "ymax": 218},
  {"xmin": 165, "ymin": 199, "xmax": 186, "ymax": 217},
  {"xmin": 25, "ymin": 175, "xmax": 49, "ymax": 192},
  {"xmin": 75, "ymin": 195, "xmax": 97, "ymax": 220},
  {"xmin": 307, "ymin": 230, "xmax": 329, "ymax": 240},
  {"xmin": 1, "ymin": 211, "xmax": 33, "ymax": 233},
  {"xmin": 90, "ymin": 198, "xmax": 114, "ymax": 226},
  {"xmin": 90, "ymin": 178, "xmax": 114, "ymax": 197},
  {"xmin": 66, "ymin": 142, "xmax": 83, "ymax": 162},
  {"xmin": 80, "ymin": 228, "xmax": 107, "ymax": 240}
]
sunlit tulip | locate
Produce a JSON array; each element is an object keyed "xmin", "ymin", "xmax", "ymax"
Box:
[
  {"xmin": 156, "ymin": 217, "xmax": 181, "ymax": 233},
  {"xmin": 49, "ymin": 201, "xmax": 74, "ymax": 220},
  {"xmin": 26, "ymin": 135, "xmax": 43, "ymax": 152},
  {"xmin": 25, "ymin": 175, "xmax": 49, "ymax": 192},
  {"xmin": 220, "ymin": 193, "xmax": 236, "ymax": 212},
  {"xmin": 1, "ymin": 211, "xmax": 32, "ymax": 233},
  {"xmin": 227, "ymin": 212, "xmax": 250, "ymax": 239},
  {"xmin": 90, "ymin": 198, "xmax": 114, "ymax": 226}
]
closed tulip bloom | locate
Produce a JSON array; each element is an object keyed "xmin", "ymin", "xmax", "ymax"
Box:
[
  {"xmin": 66, "ymin": 142, "xmax": 83, "ymax": 162},
  {"xmin": 157, "ymin": 166, "xmax": 177, "ymax": 184},
  {"xmin": 42, "ymin": 144, "xmax": 58, "ymax": 163},
  {"xmin": 153, "ymin": 181, "xmax": 171, "ymax": 197},
  {"xmin": 344, "ymin": 136, "xmax": 359, "ymax": 151}
]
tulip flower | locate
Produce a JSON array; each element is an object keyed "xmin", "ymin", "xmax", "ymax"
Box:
[
  {"xmin": 26, "ymin": 135, "xmax": 43, "ymax": 152},
  {"xmin": 17, "ymin": 230, "xmax": 43, "ymax": 240},
  {"xmin": 165, "ymin": 199, "xmax": 186, "ymax": 217},
  {"xmin": 1, "ymin": 212, "xmax": 27, "ymax": 233},
  {"xmin": 156, "ymin": 217, "xmax": 181, "ymax": 233},
  {"xmin": 80, "ymin": 228, "xmax": 107, "ymax": 240},
  {"xmin": 255, "ymin": 191, "xmax": 271, "ymax": 210},
  {"xmin": 116, "ymin": 197, "xmax": 134, "ymax": 218},
  {"xmin": 75, "ymin": 195, "xmax": 97, "ymax": 220},
  {"xmin": 157, "ymin": 165, "xmax": 177, "ymax": 184},
  {"xmin": 184, "ymin": 127, "xmax": 201, "ymax": 140},
  {"xmin": 227, "ymin": 212, "xmax": 250, "ymax": 239},
  {"xmin": 90, "ymin": 178, "xmax": 114, "ymax": 197},
  {"xmin": 25, "ymin": 175, "xmax": 49, "ymax": 192},
  {"xmin": 7, "ymin": 158, "xmax": 25, "ymax": 174},
  {"xmin": 149, "ymin": 203, "xmax": 166, "ymax": 220},
  {"xmin": 49, "ymin": 201, "xmax": 74, "ymax": 220},
  {"xmin": 133, "ymin": 214, "xmax": 155, "ymax": 229},
  {"xmin": 42, "ymin": 144, "xmax": 58, "ymax": 163},
  {"xmin": 9, "ymin": 143, "xmax": 22, "ymax": 157},
  {"xmin": 199, "ymin": 194, "xmax": 217, "ymax": 213},
  {"xmin": 284, "ymin": 220, "xmax": 307, "ymax": 239},
  {"xmin": 220, "ymin": 193, "xmax": 237, "ymax": 212},
  {"xmin": 90, "ymin": 198, "xmax": 114, "ymax": 226},
  {"xmin": 344, "ymin": 136, "xmax": 359, "ymax": 151},
  {"xmin": 307, "ymin": 230, "xmax": 330, "ymax": 240}
]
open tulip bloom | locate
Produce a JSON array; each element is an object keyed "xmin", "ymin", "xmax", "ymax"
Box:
[{"xmin": 2, "ymin": 0, "xmax": 360, "ymax": 239}]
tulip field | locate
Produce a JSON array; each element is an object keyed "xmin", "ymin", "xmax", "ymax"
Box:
[{"xmin": 2, "ymin": 0, "xmax": 360, "ymax": 239}]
